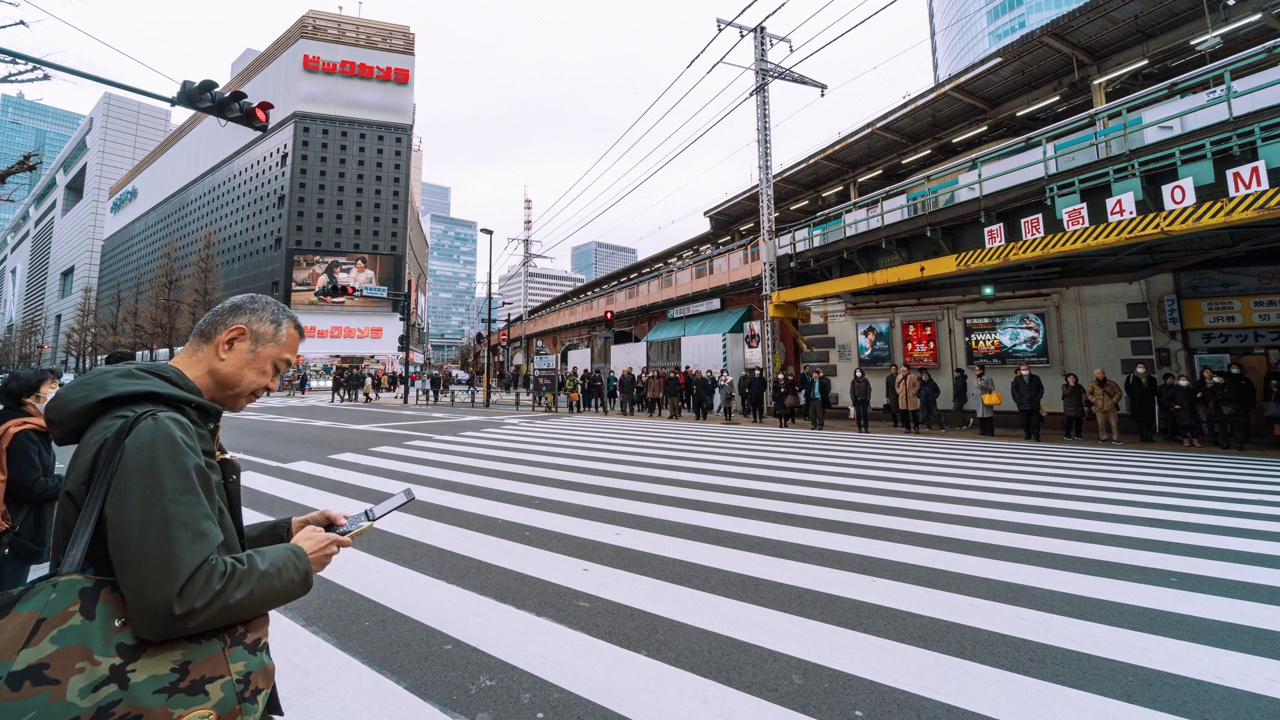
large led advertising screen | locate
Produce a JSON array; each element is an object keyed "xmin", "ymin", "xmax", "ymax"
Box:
[{"xmin": 289, "ymin": 251, "xmax": 398, "ymax": 312}]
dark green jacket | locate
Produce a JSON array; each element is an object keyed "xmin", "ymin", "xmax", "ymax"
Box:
[{"xmin": 45, "ymin": 363, "xmax": 312, "ymax": 643}]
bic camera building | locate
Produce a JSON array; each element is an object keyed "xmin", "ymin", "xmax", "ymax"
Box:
[{"xmin": 99, "ymin": 11, "xmax": 415, "ymax": 364}]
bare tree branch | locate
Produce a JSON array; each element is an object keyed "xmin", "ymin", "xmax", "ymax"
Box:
[{"xmin": 0, "ymin": 151, "xmax": 40, "ymax": 188}]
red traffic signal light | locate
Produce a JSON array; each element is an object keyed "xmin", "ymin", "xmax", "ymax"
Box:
[
  {"xmin": 41, "ymin": 344, "xmax": 50, "ymax": 350},
  {"xmin": 604, "ymin": 310, "xmax": 614, "ymax": 321}
]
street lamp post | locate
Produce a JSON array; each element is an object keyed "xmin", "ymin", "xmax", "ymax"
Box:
[{"xmin": 479, "ymin": 227, "xmax": 494, "ymax": 408}]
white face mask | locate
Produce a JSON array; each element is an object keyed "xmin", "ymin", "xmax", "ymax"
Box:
[
  {"xmin": 755, "ymin": 371, "xmax": 761, "ymax": 376},
  {"xmin": 1231, "ymin": 368, "xmax": 1242, "ymax": 374},
  {"xmin": 1020, "ymin": 370, "xmax": 1030, "ymax": 376},
  {"xmin": 1179, "ymin": 380, "xmax": 1189, "ymax": 386},
  {"xmin": 1135, "ymin": 367, "xmax": 1147, "ymax": 374}
]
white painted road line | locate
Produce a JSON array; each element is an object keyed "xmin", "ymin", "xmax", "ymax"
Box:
[
  {"xmin": 251, "ymin": 468, "xmax": 1280, "ymax": 697},
  {"xmin": 243, "ymin": 473, "xmax": 1186, "ymax": 719}
]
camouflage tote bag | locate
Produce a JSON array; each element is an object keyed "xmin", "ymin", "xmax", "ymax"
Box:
[{"xmin": 0, "ymin": 410, "xmax": 275, "ymax": 720}]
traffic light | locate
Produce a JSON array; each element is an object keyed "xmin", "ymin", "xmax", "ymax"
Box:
[
  {"xmin": 399, "ymin": 301, "xmax": 411, "ymax": 323},
  {"xmin": 175, "ymin": 79, "xmax": 274, "ymax": 133},
  {"xmin": 398, "ymin": 334, "xmax": 409, "ymax": 352},
  {"xmin": 322, "ymin": 284, "xmax": 357, "ymax": 298},
  {"xmin": 604, "ymin": 310, "xmax": 614, "ymax": 330},
  {"xmin": 41, "ymin": 344, "xmax": 50, "ymax": 350}
]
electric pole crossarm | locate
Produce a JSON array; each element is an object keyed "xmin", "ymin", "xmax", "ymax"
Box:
[
  {"xmin": 716, "ymin": 18, "xmax": 790, "ymax": 44},
  {"xmin": 761, "ymin": 62, "xmax": 827, "ymax": 94}
]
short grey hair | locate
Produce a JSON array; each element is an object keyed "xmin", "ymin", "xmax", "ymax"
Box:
[{"xmin": 187, "ymin": 294, "xmax": 305, "ymax": 350}]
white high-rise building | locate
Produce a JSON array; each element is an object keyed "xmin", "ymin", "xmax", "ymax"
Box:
[
  {"xmin": 0, "ymin": 93, "xmax": 170, "ymax": 371},
  {"xmin": 497, "ymin": 264, "xmax": 584, "ymax": 316}
]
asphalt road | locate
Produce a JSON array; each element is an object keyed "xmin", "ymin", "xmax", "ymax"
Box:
[{"xmin": 157, "ymin": 394, "xmax": 1280, "ymax": 718}]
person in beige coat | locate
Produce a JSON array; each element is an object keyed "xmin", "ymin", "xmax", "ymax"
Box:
[
  {"xmin": 1086, "ymin": 368, "xmax": 1125, "ymax": 444},
  {"xmin": 896, "ymin": 365, "xmax": 921, "ymax": 434}
]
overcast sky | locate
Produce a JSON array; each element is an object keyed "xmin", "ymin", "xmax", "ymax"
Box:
[{"xmin": 4, "ymin": 0, "xmax": 933, "ymax": 290}]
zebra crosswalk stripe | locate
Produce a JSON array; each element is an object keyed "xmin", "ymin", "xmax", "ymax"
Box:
[
  {"xmin": 236, "ymin": 415, "xmax": 1280, "ymax": 718},
  {"xmin": 242, "ymin": 472, "xmax": 1192, "ymax": 718}
]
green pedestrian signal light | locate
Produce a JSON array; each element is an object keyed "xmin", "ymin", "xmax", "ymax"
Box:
[{"xmin": 980, "ymin": 284, "xmax": 996, "ymax": 297}]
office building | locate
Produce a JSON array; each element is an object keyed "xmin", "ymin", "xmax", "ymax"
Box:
[
  {"xmin": 426, "ymin": 212, "xmax": 477, "ymax": 362},
  {"xmin": 928, "ymin": 0, "xmax": 1088, "ymax": 82},
  {"xmin": 0, "ymin": 94, "xmax": 170, "ymax": 371},
  {"xmin": 97, "ymin": 11, "xmax": 416, "ymax": 365},
  {"xmin": 497, "ymin": 263, "xmax": 584, "ymax": 315},
  {"xmin": 0, "ymin": 92, "xmax": 86, "ymax": 230},
  {"xmin": 420, "ymin": 181, "xmax": 450, "ymax": 216},
  {"xmin": 570, "ymin": 240, "xmax": 637, "ymax": 283}
]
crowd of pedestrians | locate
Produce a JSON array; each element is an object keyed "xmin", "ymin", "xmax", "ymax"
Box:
[
  {"xmin": 323, "ymin": 366, "xmax": 407, "ymax": 403},
  {"xmin": 529, "ymin": 359, "xmax": 1279, "ymax": 450}
]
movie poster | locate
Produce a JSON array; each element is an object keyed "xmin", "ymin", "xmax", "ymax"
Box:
[
  {"xmin": 901, "ymin": 319, "xmax": 939, "ymax": 367},
  {"xmin": 744, "ymin": 320, "xmax": 763, "ymax": 368},
  {"xmin": 964, "ymin": 312, "xmax": 1050, "ymax": 366},
  {"xmin": 856, "ymin": 321, "xmax": 892, "ymax": 367},
  {"xmin": 289, "ymin": 252, "xmax": 396, "ymax": 311}
]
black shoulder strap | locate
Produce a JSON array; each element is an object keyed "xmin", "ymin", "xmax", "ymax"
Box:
[{"xmin": 57, "ymin": 409, "xmax": 162, "ymax": 575}]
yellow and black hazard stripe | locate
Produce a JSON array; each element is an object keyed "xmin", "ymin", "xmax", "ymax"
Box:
[{"xmin": 774, "ymin": 187, "xmax": 1280, "ymax": 305}]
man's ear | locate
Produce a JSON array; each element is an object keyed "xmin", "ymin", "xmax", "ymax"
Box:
[{"xmin": 217, "ymin": 325, "xmax": 253, "ymax": 360}]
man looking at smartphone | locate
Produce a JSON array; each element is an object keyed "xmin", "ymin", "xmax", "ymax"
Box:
[{"xmin": 45, "ymin": 294, "xmax": 350, "ymax": 716}]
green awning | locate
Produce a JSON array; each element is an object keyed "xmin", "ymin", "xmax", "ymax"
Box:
[
  {"xmin": 644, "ymin": 306, "xmax": 751, "ymax": 341},
  {"xmin": 643, "ymin": 318, "xmax": 687, "ymax": 341}
]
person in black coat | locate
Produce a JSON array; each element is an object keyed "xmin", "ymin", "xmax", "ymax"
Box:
[
  {"xmin": 885, "ymin": 364, "xmax": 901, "ymax": 427},
  {"xmin": 1169, "ymin": 375, "xmax": 1201, "ymax": 447},
  {"xmin": 951, "ymin": 368, "xmax": 969, "ymax": 429},
  {"xmin": 1061, "ymin": 373, "xmax": 1087, "ymax": 440},
  {"xmin": 1158, "ymin": 373, "xmax": 1179, "ymax": 442},
  {"xmin": 747, "ymin": 369, "xmax": 768, "ymax": 423},
  {"xmin": 849, "ymin": 368, "xmax": 873, "ymax": 433},
  {"xmin": 0, "ymin": 368, "xmax": 63, "ymax": 590},
  {"xmin": 1010, "ymin": 363, "xmax": 1046, "ymax": 441},
  {"xmin": 1124, "ymin": 363, "xmax": 1159, "ymax": 442},
  {"xmin": 664, "ymin": 371, "xmax": 684, "ymax": 419}
]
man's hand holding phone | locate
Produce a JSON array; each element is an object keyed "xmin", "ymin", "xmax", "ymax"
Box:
[
  {"xmin": 291, "ymin": 526, "xmax": 352, "ymax": 574},
  {"xmin": 290, "ymin": 508, "xmax": 353, "ymax": 575}
]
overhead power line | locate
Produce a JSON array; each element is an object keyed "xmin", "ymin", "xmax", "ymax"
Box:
[
  {"xmin": 534, "ymin": 0, "xmax": 761, "ymax": 227},
  {"xmin": 538, "ymin": 0, "xmax": 904, "ymax": 256},
  {"xmin": 23, "ymin": 0, "xmax": 177, "ymax": 83}
]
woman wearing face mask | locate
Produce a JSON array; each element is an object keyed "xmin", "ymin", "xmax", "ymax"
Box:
[
  {"xmin": 973, "ymin": 365, "xmax": 997, "ymax": 437},
  {"xmin": 1124, "ymin": 363, "xmax": 1159, "ymax": 442},
  {"xmin": 747, "ymin": 368, "xmax": 767, "ymax": 423},
  {"xmin": 1061, "ymin": 373, "xmax": 1086, "ymax": 440},
  {"xmin": 1170, "ymin": 375, "xmax": 1201, "ymax": 447},
  {"xmin": 1194, "ymin": 367, "xmax": 1220, "ymax": 445},
  {"xmin": 0, "ymin": 369, "xmax": 63, "ymax": 590},
  {"xmin": 849, "ymin": 368, "xmax": 873, "ymax": 433}
]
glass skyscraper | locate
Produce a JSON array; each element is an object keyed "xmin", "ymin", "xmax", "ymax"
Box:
[
  {"xmin": 570, "ymin": 240, "xmax": 638, "ymax": 282},
  {"xmin": 928, "ymin": 0, "xmax": 1089, "ymax": 82},
  {"xmin": 0, "ymin": 92, "xmax": 85, "ymax": 229},
  {"xmin": 426, "ymin": 212, "xmax": 478, "ymax": 362},
  {"xmin": 420, "ymin": 182, "xmax": 451, "ymax": 216}
]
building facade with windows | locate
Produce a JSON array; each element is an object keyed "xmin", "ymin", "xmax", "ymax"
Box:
[
  {"xmin": 928, "ymin": 0, "xmax": 1088, "ymax": 82},
  {"xmin": 426, "ymin": 212, "xmax": 477, "ymax": 362},
  {"xmin": 497, "ymin": 264, "xmax": 584, "ymax": 316},
  {"xmin": 98, "ymin": 11, "xmax": 415, "ymax": 364},
  {"xmin": 570, "ymin": 240, "xmax": 637, "ymax": 283},
  {"xmin": 0, "ymin": 92, "xmax": 86, "ymax": 231},
  {"xmin": 420, "ymin": 181, "xmax": 451, "ymax": 216},
  {"xmin": 0, "ymin": 93, "xmax": 170, "ymax": 371}
]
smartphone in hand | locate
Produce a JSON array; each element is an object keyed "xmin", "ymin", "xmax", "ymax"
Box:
[{"xmin": 327, "ymin": 488, "xmax": 416, "ymax": 538}]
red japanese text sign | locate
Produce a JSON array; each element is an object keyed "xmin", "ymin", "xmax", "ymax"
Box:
[{"xmin": 302, "ymin": 55, "xmax": 410, "ymax": 83}]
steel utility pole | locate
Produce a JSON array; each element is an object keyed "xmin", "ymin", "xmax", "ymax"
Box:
[{"xmin": 716, "ymin": 19, "xmax": 825, "ymax": 383}]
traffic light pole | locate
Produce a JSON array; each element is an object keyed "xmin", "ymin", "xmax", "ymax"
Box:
[
  {"xmin": 403, "ymin": 277, "xmax": 413, "ymax": 406},
  {"xmin": 0, "ymin": 46, "xmax": 176, "ymax": 105}
]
